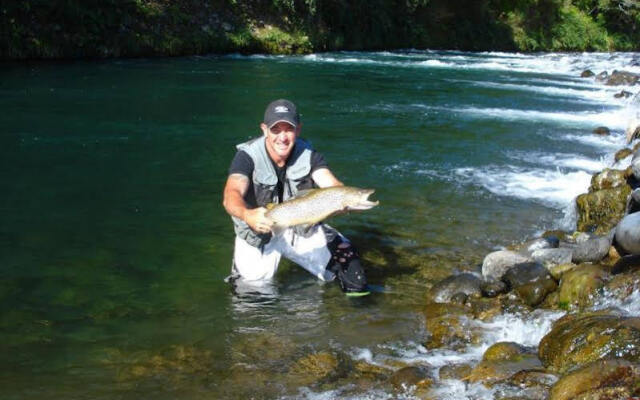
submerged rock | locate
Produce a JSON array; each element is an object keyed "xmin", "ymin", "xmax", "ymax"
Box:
[
  {"xmin": 423, "ymin": 303, "xmax": 480, "ymax": 349},
  {"xmin": 580, "ymin": 69, "xmax": 595, "ymax": 78},
  {"xmin": 389, "ymin": 365, "xmax": 433, "ymax": 390},
  {"xmin": 615, "ymin": 212, "xmax": 640, "ymax": 255},
  {"xmin": 592, "ymin": 126, "xmax": 610, "ymax": 135},
  {"xmin": 438, "ymin": 363, "xmax": 472, "ymax": 380},
  {"xmin": 482, "ymin": 250, "xmax": 531, "ymax": 280},
  {"xmin": 576, "ymin": 185, "xmax": 631, "ymax": 234},
  {"xmin": 614, "ymin": 90, "xmax": 633, "ymax": 98},
  {"xmin": 605, "ymin": 70, "xmax": 640, "ymax": 86},
  {"xmin": 557, "ymin": 264, "xmax": 609, "ymax": 309},
  {"xmin": 605, "ymin": 267, "xmax": 640, "ymax": 301},
  {"xmin": 502, "ymin": 262, "xmax": 558, "ymax": 307},
  {"xmin": 547, "ymin": 263, "xmax": 578, "ymax": 280},
  {"xmin": 549, "ymin": 359, "xmax": 640, "ymax": 400},
  {"xmin": 611, "ymin": 255, "xmax": 640, "ymax": 275},
  {"xmin": 288, "ymin": 351, "xmax": 352, "ymax": 386},
  {"xmin": 539, "ymin": 312, "xmax": 640, "ymax": 374},
  {"xmin": 428, "ymin": 273, "xmax": 482, "ymax": 303}
]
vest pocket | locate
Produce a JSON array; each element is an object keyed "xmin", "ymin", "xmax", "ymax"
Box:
[{"xmin": 254, "ymin": 182, "xmax": 276, "ymax": 206}]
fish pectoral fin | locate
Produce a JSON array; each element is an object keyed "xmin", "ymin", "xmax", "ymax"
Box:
[{"xmin": 265, "ymin": 202, "xmax": 276, "ymax": 211}]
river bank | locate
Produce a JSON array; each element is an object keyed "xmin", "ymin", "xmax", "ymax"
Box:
[{"xmin": 4, "ymin": 0, "xmax": 640, "ymax": 60}]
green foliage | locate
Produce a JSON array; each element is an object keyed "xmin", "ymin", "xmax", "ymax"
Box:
[{"xmin": 1, "ymin": 0, "xmax": 639, "ymax": 59}]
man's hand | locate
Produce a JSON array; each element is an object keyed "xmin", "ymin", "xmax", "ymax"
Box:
[{"xmin": 244, "ymin": 207, "xmax": 274, "ymax": 234}]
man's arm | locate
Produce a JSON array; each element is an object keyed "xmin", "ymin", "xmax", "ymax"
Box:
[
  {"xmin": 311, "ymin": 168, "xmax": 344, "ymax": 188},
  {"xmin": 222, "ymin": 174, "xmax": 273, "ymax": 234}
]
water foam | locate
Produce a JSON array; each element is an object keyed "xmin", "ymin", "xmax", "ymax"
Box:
[{"xmin": 455, "ymin": 166, "xmax": 593, "ymax": 207}]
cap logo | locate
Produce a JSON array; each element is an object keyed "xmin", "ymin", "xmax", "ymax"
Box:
[{"xmin": 274, "ymin": 106, "xmax": 289, "ymax": 113}]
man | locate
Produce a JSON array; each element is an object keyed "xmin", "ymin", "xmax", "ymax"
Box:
[{"xmin": 222, "ymin": 99, "xmax": 368, "ymax": 295}]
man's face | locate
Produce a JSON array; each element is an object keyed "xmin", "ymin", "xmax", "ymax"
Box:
[{"xmin": 261, "ymin": 121, "xmax": 299, "ymax": 162}]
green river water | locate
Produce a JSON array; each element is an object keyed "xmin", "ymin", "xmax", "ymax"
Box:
[{"xmin": 2, "ymin": 51, "xmax": 633, "ymax": 399}]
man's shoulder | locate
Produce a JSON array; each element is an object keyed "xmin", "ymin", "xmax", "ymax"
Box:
[{"xmin": 229, "ymin": 150, "xmax": 254, "ymax": 177}]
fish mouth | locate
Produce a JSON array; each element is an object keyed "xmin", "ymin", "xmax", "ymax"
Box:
[{"xmin": 349, "ymin": 189, "xmax": 379, "ymax": 210}]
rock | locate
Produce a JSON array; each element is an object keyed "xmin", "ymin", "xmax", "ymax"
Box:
[
  {"xmin": 480, "ymin": 279, "xmax": 508, "ymax": 298},
  {"xmin": 632, "ymin": 150, "xmax": 640, "ymax": 180},
  {"xmin": 468, "ymin": 296, "xmax": 503, "ymax": 320},
  {"xmin": 614, "ymin": 90, "xmax": 633, "ymax": 98},
  {"xmin": 439, "ymin": 363, "xmax": 472, "ymax": 380},
  {"xmin": 539, "ymin": 312, "xmax": 640, "ymax": 374},
  {"xmin": 592, "ymin": 126, "xmax": 610, "ymax": 135},
  {"xmin": 589, "ymin": 168, "xmax": 627, "ymax": 191},
  {"xmin": 502, "ymin": 262, "xmax": 558, "ymax": 307},
  {"xmin": 389, "ymin": 365, "xmax": 433, "ymax": 389},
  {"xmin": 557, "ymin": 264, "xmax": 609, "ymax": 309},
  {"xmin": 614, "ymin": 148, "xmax": 633, "ymax": 162},
  {"xmin": 549, "ymin": 359, "xmax": 640, "ymax": 400},
  {"xmin": 605, "ymin": 267, "xmax": 640, "ymax": 302},
  {"xmin": 627, "ymin": 188, "xmax": 640, "ymax": 214},
  {"xmin": 570, "ymin": 233, "xmax": 613, "ymax": 263},
  {"xmin": 576, "ymin": 185, "xmax": 632, "ymax": 234},
  {"xmin": 628, "ymin": 124, "xmax": 640, "ymax": 144},
  {"xmin": 524, "ymin": 237, "xmax": 560, "ymax": 253},
  {"xmin": 595, "ymin": 71, "xmax": 608, "ymax": 82},
  {"xmin": 542, "ymin": 230, "xmax": 569, "ymax": 242},
  {"xmin": 467, "ymin": 354, "xmax": 542, "ymax": 386},
  {"xmin": 428, "ymin": 273, "xmax": 482, "ymax": 303},
  {"xmin": 482, "ymin": 342, "xmax": 529, "ymax": 362},
  {"xmin": 605, "ymin": 70, "xmax": 640, "ymax": 86},
  {"xmin": 288, "ymin": 351, "xmax": 352, "ymax": 385},
  {"xmin": 547, "ymin": 263, "xmax": 578, "ymax": 280},
  {"xmin": 580, "ymin": 69, "xmax": 595, "ymax": 78},
  {"xmin": 611, "ymin": 254, "xmax": 640, "ymax": 274},
  {"xmin": 531, "ymin": 248, "xmax": 573, "ymax": 266},
  {"xmin": 507, "ymin": 369, "xmax": 558, "ymax": 390},
  {"xmin": 615, "ymin": 212, "xmax": 640, "ymax": 254},
  {"xmin": 482, "ymin": 250, "xmax": 532, "ymax": 280},
  {"xmin": 423, "ymin": 303, "xmax": 480, "ymax": 349}
]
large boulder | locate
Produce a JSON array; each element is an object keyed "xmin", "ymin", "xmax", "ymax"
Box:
[
  {"xmin": 482, "ymin": 250, "xmax": 531, "ymax": 280},
  {"xmin": 557, "ymin": 264, "xmax": 609, "ymax": 309},
  {"xmin": 502, "ymin": 262, "xmax": 558, "ymax": 307},
  {"xmin": 539, "ymin": 312, "xmax": 640, "ymax": 374},
  {"xmin": 549, "ymin": 359, "xmax": 640, "ymax": 400},
  {"xmin": 428, "ymin": 273, "xmax": 482, "ymax": 303},
  {"xmin": 605, "ymin": 70, "xmax": 640, "ymax": 86},
  {"xmin": 576, "ymin": 185, "xmax": 632, "ymax": 234},
  {"xmin": 615, "ymin": 212, "xmax": 640, "ymax": 255}
]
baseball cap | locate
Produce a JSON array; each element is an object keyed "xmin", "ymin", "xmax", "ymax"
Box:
[{"xmin": 263, "ymin": 99, "xmax": 300, "ymax": 128}]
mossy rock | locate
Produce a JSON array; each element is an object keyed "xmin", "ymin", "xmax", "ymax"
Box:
[
  {"xmin": 547, "ymin": 263, "xmax": 578, "ymax": 280},
  {"xmin": 615, "ymin": 148, "xmax": 633, "ymax": 162},
  {"xmin": 549, "ymin": 359, "xmax": 640, "ymax": 400},
  {"xmin": 389, "ymin": 365, "xmax": 433, "ymax": 390},
  {"xmin": 288, "ymin": 351, "xmax": 352, "ymax": 386},
  {"xmin": 576, "ymin": 185, "xmax": 632, "ymax": 234},
  {"xmin": 539, "ymin": 312, "xmax": 640, "ymax": 374},
  {"xmin": 467, "ymin": 354, "xmax": 542, "ymax": 386},
  {"xmin": 439, "ymin": 363, "xmax": 473, "ymax": 380},
  {"xmin": 423, "ymin": 302, "xmax": 481, "ymax": 349},
  {"xmin": 590, "ymin": 168, "xmax": 627, "ymax": 191},
  {"xmin": 482, "ymin": 342, "xmax": 529, "ymax": 362},
  {"xmin": 604, "ymin": 268, "xmax": 640, "ymax": 301},
  {"xmin": 557, "ymin": 264, "xmax": 609, "ymax": 309}
]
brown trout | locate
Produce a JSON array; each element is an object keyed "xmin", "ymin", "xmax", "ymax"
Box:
[{"xmin": 265, "ymin": 186, "xmax": 378, "ymax": 233}]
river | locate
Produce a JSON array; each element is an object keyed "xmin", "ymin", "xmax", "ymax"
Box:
[{"xmin": 1, "ymin": 51, "xmax": 639, "ymax": 399}]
